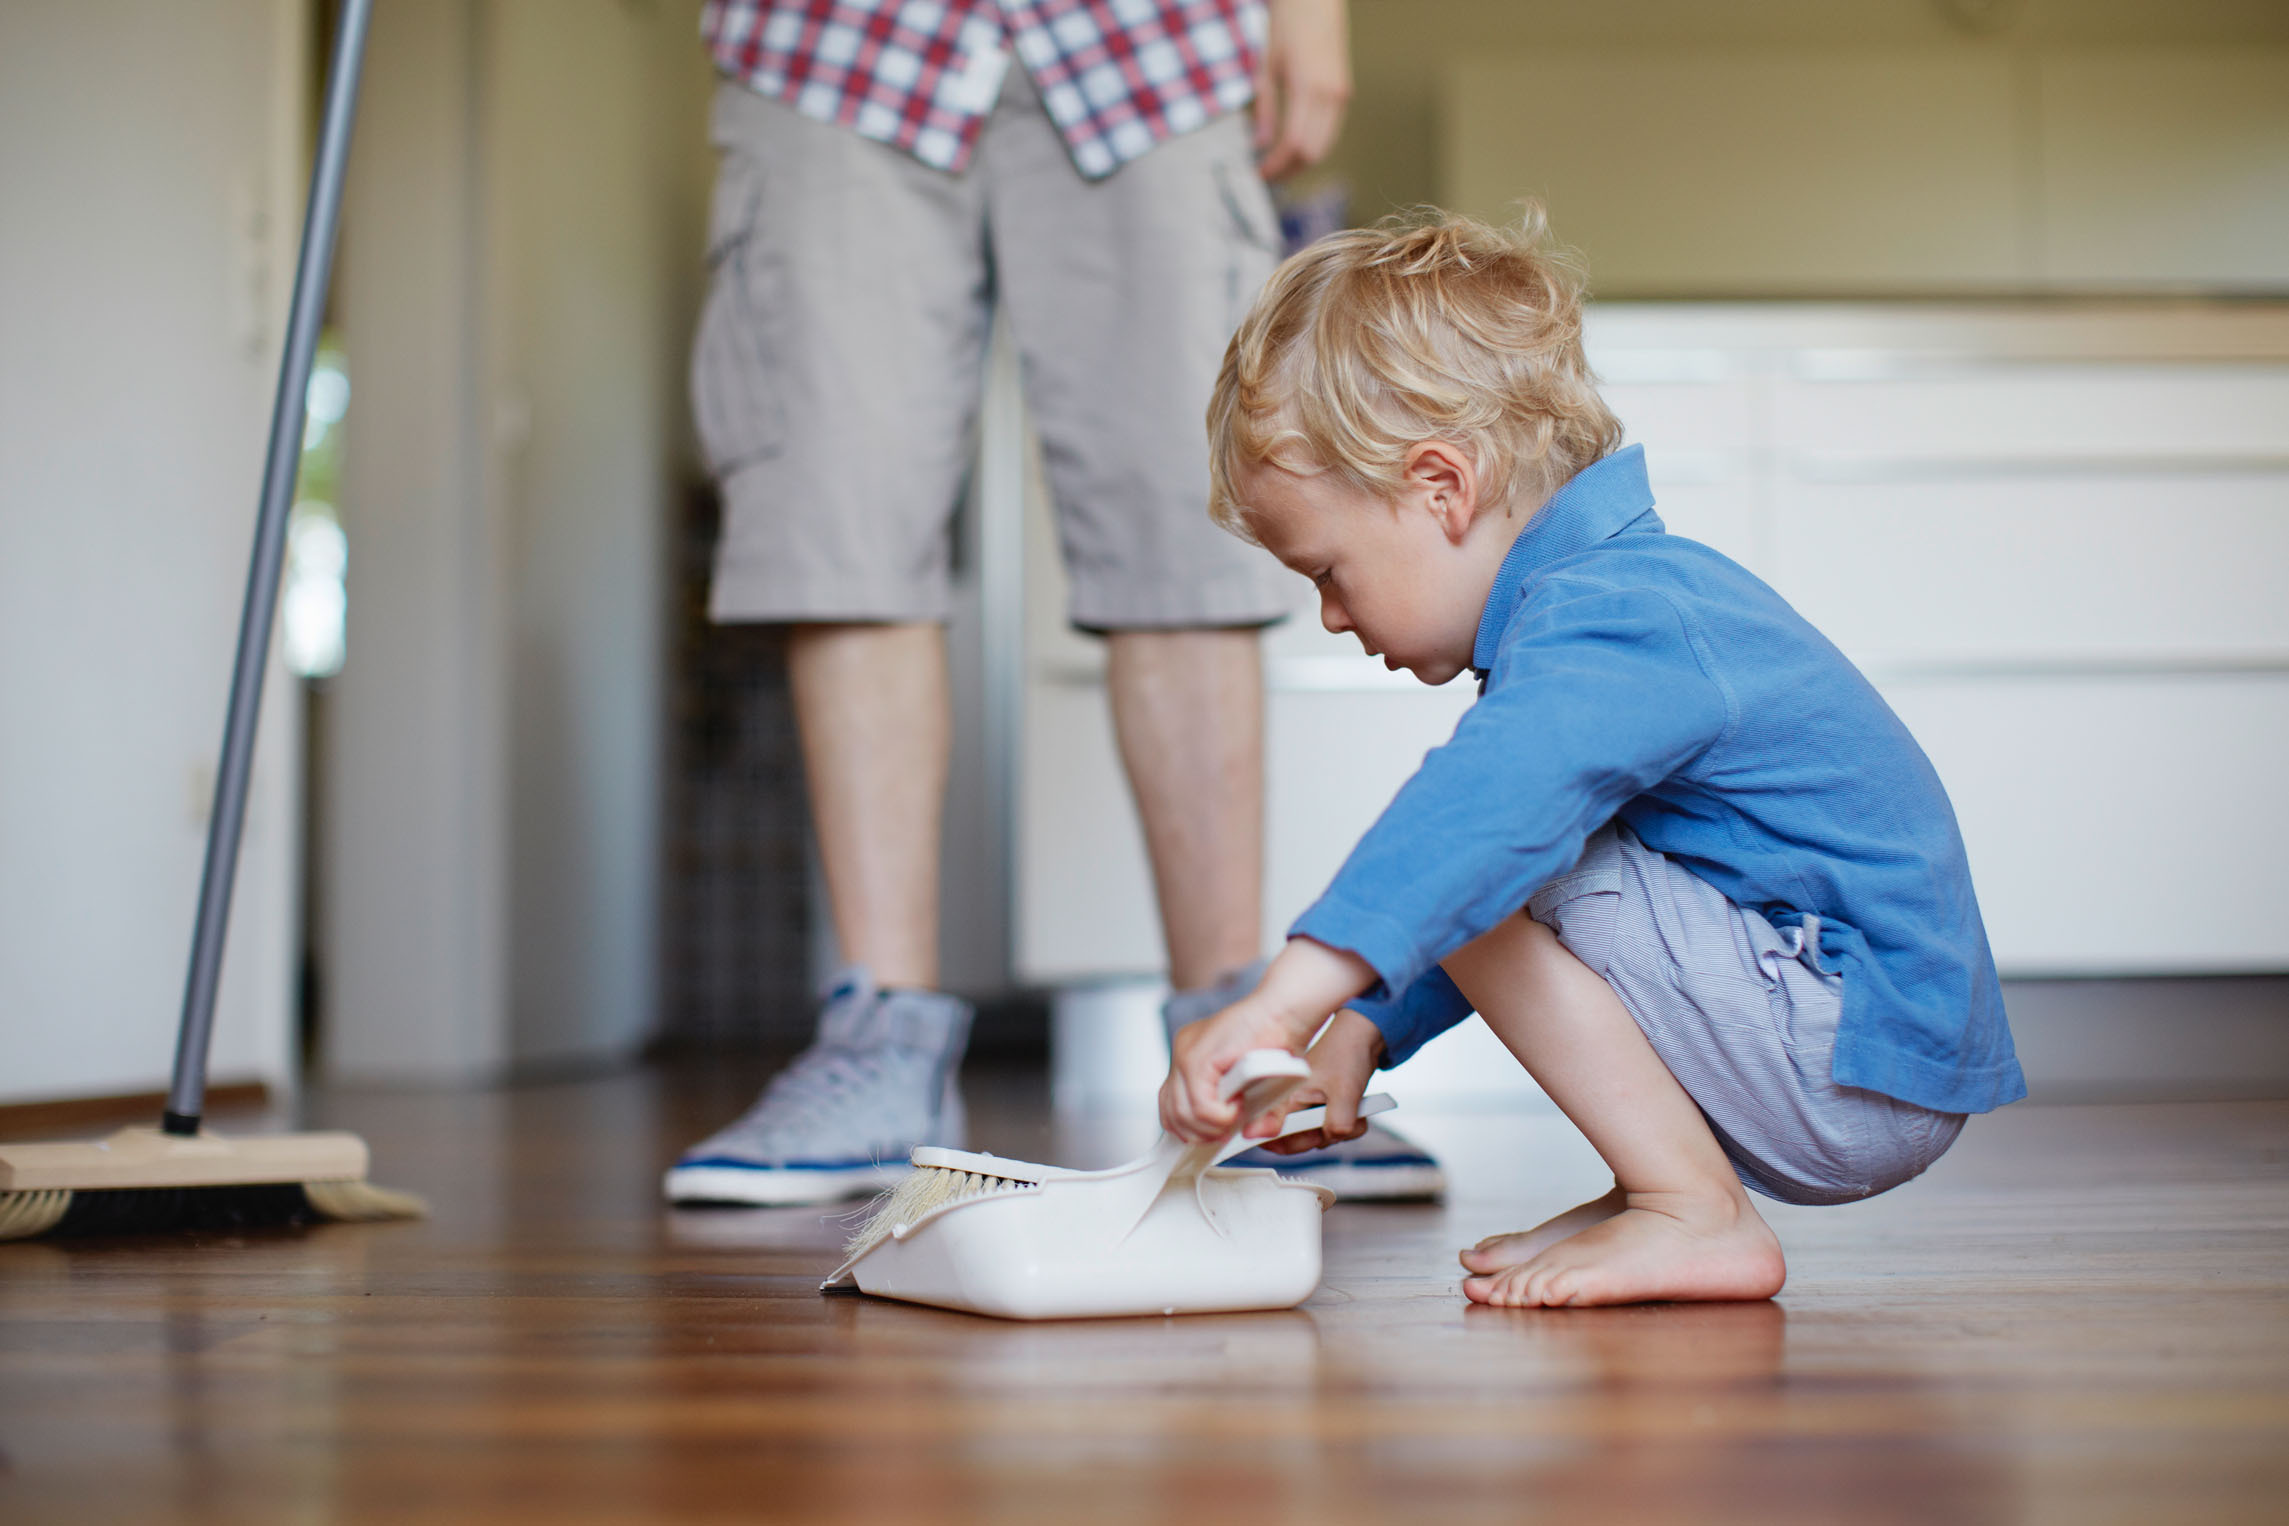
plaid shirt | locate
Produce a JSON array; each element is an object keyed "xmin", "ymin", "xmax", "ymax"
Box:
[{"xmin": 700, "ymin": 0, "xmax": 1266, "ymax": 179}]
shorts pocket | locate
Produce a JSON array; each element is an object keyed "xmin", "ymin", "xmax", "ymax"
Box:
[
  {"xmin": 1536, "ymin": 886, "xmax": 1621, "ymax": 978},
  {"xmin": 690, "ymin": 152, "xmax": 786, "ymax": 476},
  {"xmin": 1526, "ymin": 825, "xmax": 1627, "ymax": 973},
  {"xmin": 1213, "ymin": 155, "xmax": 1283, "ymax": 331}
]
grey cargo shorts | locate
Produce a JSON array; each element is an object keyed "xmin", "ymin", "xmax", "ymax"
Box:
[
  {"xmin": 691, "ymin": 66, "xmax": 1293, "ymax": 631},
  {"xmin": 1529, "ymin": 823, "xmax": 1967, "ymax": 1206}
]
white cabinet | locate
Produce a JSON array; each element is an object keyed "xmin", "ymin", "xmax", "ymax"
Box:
[
  {"xmin": 1014, "ymin": 303, "xmax": 2289, "ymax": 983},
  {"xmin": 1604, "ymin": 305, "xmax": 2289, "ymax": 975}
]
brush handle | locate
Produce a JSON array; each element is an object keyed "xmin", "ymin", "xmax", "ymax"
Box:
[
  {"xmin": 1210, "ymin": 1093, "xmax": 1395, "ymax": 1166},
  {"xmin": 1160, "ymin": 1050, "xmax": 1312, "ymax": 1193},
  {"xmin": 1100, "ymin": 1054, "xmax": 1316, "ymax": 1247},
  {"xmin": 1218, "ymin": 1049, "xmax": 1313, "ymax": 1105}
]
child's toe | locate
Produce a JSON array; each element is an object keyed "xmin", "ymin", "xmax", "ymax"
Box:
[
  {"xmin": 1534, "ymin": 1267, "xmax": 1582, "ymax": 1306},
  {"xmin": 1462, "ymin": 1271, "xmax": 1518, "ymax": 1306}
]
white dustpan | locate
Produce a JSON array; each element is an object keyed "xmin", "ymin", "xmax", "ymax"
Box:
[{"xmin": 824, "ymin": 1051, "xmax": 1396, "ymax": 1320}]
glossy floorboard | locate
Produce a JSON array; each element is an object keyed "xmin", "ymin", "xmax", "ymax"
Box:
[{"xmin": 2, "ymin": 1062, "xmax": 2285, "ymax": 1524}]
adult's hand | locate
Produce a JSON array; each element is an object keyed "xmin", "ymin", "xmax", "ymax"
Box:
[{"xmin": 1253, "ymin": 0, "xmax": 1351, "ymax": 182}]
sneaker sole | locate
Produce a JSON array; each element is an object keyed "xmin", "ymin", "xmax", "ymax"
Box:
[{"xmin": 662, "ymin": 1161, "xmax": 910, "ymax": 1207}]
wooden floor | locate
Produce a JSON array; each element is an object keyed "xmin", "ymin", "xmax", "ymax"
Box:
[{"xmin": 2, "ymin": 1061, "xmax": 2285, "ymax": 1525}]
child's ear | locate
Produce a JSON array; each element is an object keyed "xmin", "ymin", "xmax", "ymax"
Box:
[{"xmin": 1401, "ymin": 440, "xmax": 1480, "ymax": 545}]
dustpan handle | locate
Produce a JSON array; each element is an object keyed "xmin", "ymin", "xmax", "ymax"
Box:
[{"xmin": 164, "ymin": 0, "xmax": 374, "ymax": 1135}]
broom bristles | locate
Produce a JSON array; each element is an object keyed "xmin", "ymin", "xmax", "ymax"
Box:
[
  {"xmin": 301, "ymin": 1178, "xmax": 429, "ymax": 1222},
  {"xmin": 0, "ymin": 1178, "xmax": 427, "ymax": 1242},
  {"xmin": 0, "ymin": 1188, "xmax": 71, "ymax": 1240}
]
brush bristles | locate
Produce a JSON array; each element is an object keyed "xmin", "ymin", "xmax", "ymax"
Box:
[
  {"xmin": 301, "ymin": 1178, "xmax": 430, "ymax": 1223},
  {"xmin": 0, "ymin": 1189, "xmax": 72, "ymax": 1241},
  {"xmin": 0, "ymin": 1180, "xmax": 428, "ymax": 1241},
  {"xmin": 842, "ymin": 1164, "xmax": 1036, "ymax": 1263}
]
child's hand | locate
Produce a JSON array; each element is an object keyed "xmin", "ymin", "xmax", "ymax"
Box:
[
  {"xmin": 1159, "ymin": 937, "xmax": 1377, "ymax": 1144},
  {"xmin": 1254, "ymin": 1009, "xmax": 1385, "ymax": 1154}
]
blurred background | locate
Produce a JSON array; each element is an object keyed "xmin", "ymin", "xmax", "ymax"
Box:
[{"xmin": 2, "ymin": 0, "xmax": 2285, "ymax": 1119}]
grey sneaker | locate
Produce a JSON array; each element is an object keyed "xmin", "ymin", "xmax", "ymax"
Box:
[
  {"xmin": 1164, "ymin": 958, "xmax": 1446, "ymax": 1202},
  {"xmin": 664, "ymin": 969, "xmax": 973, "ymax": 1206}
]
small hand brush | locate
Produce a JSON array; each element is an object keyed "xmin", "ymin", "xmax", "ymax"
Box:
[{"xmin": 836, "ymin": 1072, "xmax": 1396, "ymax": 1269}]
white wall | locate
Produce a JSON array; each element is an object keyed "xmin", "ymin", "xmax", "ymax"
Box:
[
  {"xmin": 0, "ymin": 1, "xmax": 306, "ymax": 1105},
  {"xmin": 324, "ymin": 0, "xmax": 714, "ymax": 1082},
  {"xmin": 488, "ymin": 0, "xmax": 711, "ymax": 1067},
  {"xmin": 325, "ymin": 0, "xmax": 506, "ymax": 1084},
  {"xmin": 1443, "ymin": 45, "xmax": 2289, "ymax": 295},
  {"xmin": 1322, "ymin": 0, "xmax": 2289, "ymax": 249}
]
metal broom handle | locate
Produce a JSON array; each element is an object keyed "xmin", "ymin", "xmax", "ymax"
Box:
[{"xmin": 164, "ymin": 0, "xmax": 374, "ymax": 1135}]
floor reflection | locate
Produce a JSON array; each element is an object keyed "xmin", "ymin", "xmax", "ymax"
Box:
[{"xmin": 5, "ymin": 1064, "xmax": 2270, "ymax": 1524}]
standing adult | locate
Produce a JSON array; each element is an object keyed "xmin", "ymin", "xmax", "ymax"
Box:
[{"xmin": 666, "ymin": 0, "xmax": 1443, "ymax": 1205}]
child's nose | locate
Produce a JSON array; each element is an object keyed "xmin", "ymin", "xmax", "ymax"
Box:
[{"xmin": 1319, "ymin": 593, "xmax": 1350, "ymax": 634}]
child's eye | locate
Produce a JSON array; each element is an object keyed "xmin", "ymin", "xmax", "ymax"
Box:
[{"xmin": 1312, "ymin": 570, "xmax": 1332, "ymax": 589}]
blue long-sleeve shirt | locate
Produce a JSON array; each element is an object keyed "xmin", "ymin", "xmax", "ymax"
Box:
[{"xmin": 1292, "ymin": 445, "xmax": 2025, "ymax": 1115}]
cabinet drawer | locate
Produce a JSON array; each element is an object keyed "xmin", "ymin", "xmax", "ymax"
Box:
[
  {"xmin": 1777, "ymin": 366, "xmax": 2289, "ymax": 460},
  {"xmin": 1772, "ymin": 473, "xmax": 2289, "ymax": 662},
  {"xmin": 1883, "ymin": 672, "xmax": 2289, "ymax": 973}
]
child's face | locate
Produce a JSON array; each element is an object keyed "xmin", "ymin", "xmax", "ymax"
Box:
[{"xmin": 1237, "ymin": 450, "xmax": 1506, "ymax": 687}]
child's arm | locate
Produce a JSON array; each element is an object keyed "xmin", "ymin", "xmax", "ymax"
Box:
[
  {"xmin": 1160, "ymin": 936, "xmax": 1376, "ymax": 1144},
  {"xmin": 1288, "ymin": 582, "xmax": 1729, "ymax": 1049}
]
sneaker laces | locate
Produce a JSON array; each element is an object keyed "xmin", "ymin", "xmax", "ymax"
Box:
[{"xmin": 729, "ymin": 1041, "xmax": 905, "ymax": 1142}]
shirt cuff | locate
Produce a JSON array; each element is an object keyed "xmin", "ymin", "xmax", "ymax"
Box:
[
  {"xmin": 1345, "ymin": 966, "xmax": 1473, "ymax": 1068},
  {"xmin": 1290, "ymin": 892, "xmax": 1433, "ymax": 1005}
]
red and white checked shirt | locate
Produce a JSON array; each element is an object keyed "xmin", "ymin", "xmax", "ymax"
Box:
[{"xmin": 700, "ymin": 0, "xmax": 1267, "ymax": 179}]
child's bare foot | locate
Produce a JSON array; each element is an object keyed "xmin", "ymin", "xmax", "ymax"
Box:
[
  {"xmin": 1459, "ymin": 1185, "xmax": 1626, "ymax": 1275},
  {"xmin": 1461, "ymin": 1187, "xmax": 1784, "ymax": 1308}
]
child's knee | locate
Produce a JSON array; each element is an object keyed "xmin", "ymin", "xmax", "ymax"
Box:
[{"xmin": 1445, "ymin": 907, "xmax": 1594, "ymax": 999}]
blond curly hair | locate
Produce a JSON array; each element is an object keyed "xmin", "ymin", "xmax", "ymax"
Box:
[{"xmin": 1207, "ymin": 204, "xmax": 1623, "ymax": 539}]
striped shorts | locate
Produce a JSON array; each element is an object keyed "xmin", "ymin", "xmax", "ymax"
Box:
[{"xmin": 1529, "ymin": 823, "xmax": 1966, "ymax": 1206}]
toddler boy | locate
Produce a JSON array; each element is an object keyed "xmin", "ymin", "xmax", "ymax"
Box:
[{"xmin": 1161, "ymin": 210, "xmax": 2025, "ymax": 1307}]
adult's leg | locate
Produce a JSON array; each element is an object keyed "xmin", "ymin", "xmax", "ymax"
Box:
[
  {"xmin": 980, "ymin": 75, "xmax": 1443, "ymax": 1197},
  {"xmin": 981, "ymin": 76, "xmax": 1287, "ymax": 989},
  {"xmin": 1442, "ymin": 913, "xmax": 1785, "ymax": 1307},
  {"xmin": 665, "ymin": 620, "xmax": 969, "ymax": 1205},
  {"xmin": 696, "ymin": 82, "xmax": 988, "ymax": 991},
  {"xmin": 1105, "ymin": 628, "xmax": 1265, "ymax": 991},
  {"xmin": 787, "ymin": 623, "xmax": 951, "ymax": 989},
  {"xmin": 1126, "ymin": 620, "xmax": 1459, "ymax": 1203},
  {"xmin": 666, "ymin": 83, "xmax": 985, "ymax": 1205}
]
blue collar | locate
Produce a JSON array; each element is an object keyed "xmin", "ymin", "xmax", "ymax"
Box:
[{"xmin": 1470, "ymin": 445, "xmax": 1658, "ymax": 676}]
